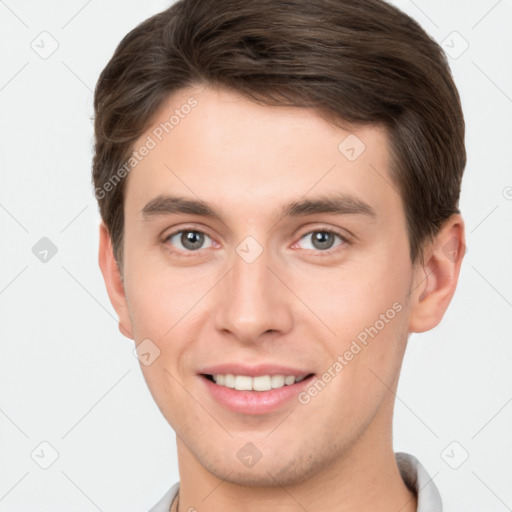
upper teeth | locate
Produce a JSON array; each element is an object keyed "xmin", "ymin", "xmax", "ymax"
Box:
[{"xmin": 212, "ymin": 374, "xmax": 307, "ymax": 391}]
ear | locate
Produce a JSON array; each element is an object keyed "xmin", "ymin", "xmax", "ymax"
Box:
[
  {"xmin": 98, "ymin": 223, "xmax": 134, "ymax": 339},
  {"xmin": 408, "ymin": 214, "xmax": 465, "ymax": 333}
]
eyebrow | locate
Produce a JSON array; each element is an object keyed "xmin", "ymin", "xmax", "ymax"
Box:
[{"xmin": 141, "ymin": 193, "xmax": 376, "ymax": 222}]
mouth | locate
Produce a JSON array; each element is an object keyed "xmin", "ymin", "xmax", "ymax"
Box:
[
  {"xmin": 199, "ymin": 371, "xmax": 316, "ymax": 415},
  {"xmin": 202, "ymin": 373, "xmax": 314, "ymax": 391}
]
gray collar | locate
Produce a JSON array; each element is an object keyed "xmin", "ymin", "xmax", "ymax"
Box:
[{"xmin": 396, "ymin": 452, "xmax": 443, "ymax": 512}]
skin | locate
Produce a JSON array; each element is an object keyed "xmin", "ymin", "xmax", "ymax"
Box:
[{"xmin": 99, "ymin": 85, "xmax": 465, "ymax": 512}]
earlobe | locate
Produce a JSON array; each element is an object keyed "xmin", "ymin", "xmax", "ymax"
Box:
[
  {"xmin": 408, "ymin": 214, "xmax": 465, "ymax": 333},
  {"xmin": 98, "ymin": 223, "xmax": 134, "ymax": 340}
]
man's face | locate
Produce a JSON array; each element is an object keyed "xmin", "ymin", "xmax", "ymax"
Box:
[{"xmin": 118, "ymin": 85, "xmax": 418, "ymax": 485}]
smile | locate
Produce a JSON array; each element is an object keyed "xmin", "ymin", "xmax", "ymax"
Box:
[
  {"xmin": 200, "ymin": 372, "xmax": 316, "ymax": 415},
  {"xmin": 206, "ymin": 373, "xmax": 310, "ymax": 391}
]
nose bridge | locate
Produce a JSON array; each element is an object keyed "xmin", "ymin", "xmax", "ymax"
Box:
[
  {"xmin": 234, "ymin": 238, "xmax": 271, "ymax": 300},
  {"xmin": 213, "ymin": 235, "xmax": 292, "ymax": 341}
]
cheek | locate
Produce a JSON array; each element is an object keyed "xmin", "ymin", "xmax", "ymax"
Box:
[
  {"xmin": 297, "ymin": 250, "xmax": 412, "ymax": 391},
  {"xmin": 298, "ymin": 255, "xmax": 410, "ymax": 339},
  {"xmin": 123, "ymin": 251, "xmax": 213, "ymax": 341},
  {"xmin": 123, "ymin": 262, "xmax": 206, "ymax": 420}
]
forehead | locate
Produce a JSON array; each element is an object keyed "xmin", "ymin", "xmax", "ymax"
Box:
[{"xmin": 124, "ymin": 85, "xmax": 401, "ymax": 224}]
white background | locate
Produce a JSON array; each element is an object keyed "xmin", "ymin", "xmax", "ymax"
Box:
[{"xmin": 0, "ymin": 0, "xmax": 511, "ymax": 510}]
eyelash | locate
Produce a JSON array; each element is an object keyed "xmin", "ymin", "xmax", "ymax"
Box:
[{"xmin": 163, "ymin": 226, "xmax": 349, "ymax": 257}]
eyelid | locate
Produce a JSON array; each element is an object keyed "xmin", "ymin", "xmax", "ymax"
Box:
[
  {"xmin": 296, "ymin": 225, "xmax": 351, "ymax": 241},
  {"xmin": 162, "ymin": 223, "xmax": 214, "ymax": 241}
]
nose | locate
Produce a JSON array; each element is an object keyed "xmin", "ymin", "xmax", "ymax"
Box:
[{"xmin": 213, "ymin": 239, "xmax": 293, "ymax": 344}]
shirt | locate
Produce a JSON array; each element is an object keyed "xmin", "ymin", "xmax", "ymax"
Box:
[{"xmin": 149, "ymin": 451, "xmax": 442, "ymax": 512}]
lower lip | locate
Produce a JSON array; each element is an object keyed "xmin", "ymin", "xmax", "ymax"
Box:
[{"xmin": 200, "ymin": 374, "xmax": 315, "ymax": 415}]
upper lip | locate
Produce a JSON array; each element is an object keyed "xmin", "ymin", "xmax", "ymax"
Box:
[{"xmin": 198, "ymin": 364, "xmax": 314, "ymax": 378}]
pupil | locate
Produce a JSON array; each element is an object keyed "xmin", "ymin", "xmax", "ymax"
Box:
[
  {"xmin": 182, "ymin": 231, "xmax": 203, "ymax": 250},
  {"xmin": 313, "ymin": 232, "xmax": 334, "ymax": 250}
]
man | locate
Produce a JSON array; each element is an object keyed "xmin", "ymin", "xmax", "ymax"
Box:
[{"xmin": 92, "ymin": 0, "xmax": 466, "ymax": 510}]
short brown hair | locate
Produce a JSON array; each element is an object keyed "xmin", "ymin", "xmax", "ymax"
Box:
[{"xmin": 92, "ymin": 0, "xmax": 465, "ymax": 266}]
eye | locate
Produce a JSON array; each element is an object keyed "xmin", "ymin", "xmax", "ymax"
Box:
[
  {"xmin": 165, "ymin": 229, "xmax": 214, "ymax": 252},
  {"xmin": 163, "ymin": 228, "xmax": 347, "ymax": 255},
  {"xmin": 295, "ymin": 230, "xmax": 347, "ymax": 252}
]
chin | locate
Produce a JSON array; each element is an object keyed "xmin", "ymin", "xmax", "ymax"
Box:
[{"xmin": 199, "ymin": 447, "xmax": 328, "ymax": 488}]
